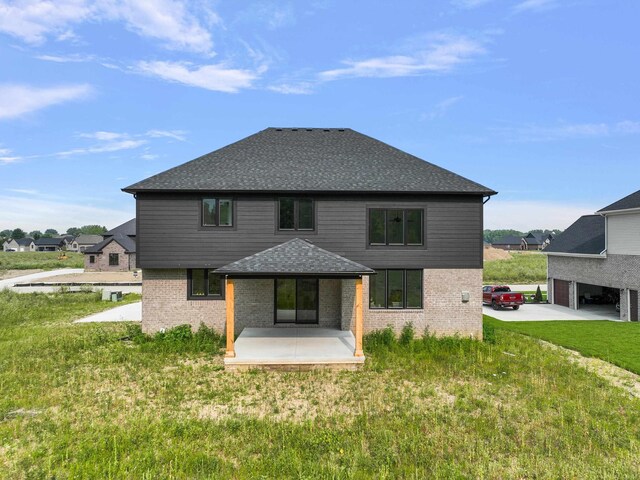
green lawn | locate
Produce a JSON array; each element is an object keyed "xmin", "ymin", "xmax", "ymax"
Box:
[
  {"xmin": 483, "ymin": 251, "xmax": 547, "ymax": 284},
  {"xmin": 484, "ymin": 315, "xmax": 640, "ymax": 374},
  {"xmin": 1, "ymin": 292, "xmax": 640, "ymax": 478},
  {"xmin": 0, "ymin": 251, "xmax": 84, "ymax": 271}
]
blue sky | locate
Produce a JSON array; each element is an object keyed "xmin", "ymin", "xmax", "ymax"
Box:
[{"xmin": 1, "ymin": 0, "xmax": 638, "ymax": 233}]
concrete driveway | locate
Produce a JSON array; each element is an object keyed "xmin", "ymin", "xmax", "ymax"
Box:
[
  {"xmin": 74, "ymin": 302, "xmax": 141, "ymax": 323},
  {"xmin": 483, "ymin": 303, "xmax": 620, "ymax": 321},
  {"xmin": 0, "ymin": 269, "xmax": 84, "ymax": 291}
]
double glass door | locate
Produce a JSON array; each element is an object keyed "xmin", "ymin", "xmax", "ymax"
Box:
[{"xmin": 275, "ymin": 278, "xmax": 318, "ymax": 324}]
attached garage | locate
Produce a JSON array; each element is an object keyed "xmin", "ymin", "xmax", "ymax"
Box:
[
  {"xmin": 577, "ymin": 282, "xmax": 620, "ymax": 318},
  {"xmin": 553, "ymin": 279, "xmax": 570, "ymax": 307}
]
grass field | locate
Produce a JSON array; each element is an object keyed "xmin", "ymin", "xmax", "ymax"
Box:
[
  {"xmin": 0, "ymin": 251, "xmax": 84, "ymax": 271},
  {"xmin": 484, "ymin": 315, "xmax": 640, "ymax": 375},
  {"xmin": 483, "ymin": 251, "xmax": 547, "ymax": 284},
  {"xmin": 1, "ymin": 292, "xmax": 640, "ymax": 478}
]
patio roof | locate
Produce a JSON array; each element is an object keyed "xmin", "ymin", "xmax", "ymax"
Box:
[{"xmin": 215, "ymin": 238, "xmax": 374, "ymax": 277}]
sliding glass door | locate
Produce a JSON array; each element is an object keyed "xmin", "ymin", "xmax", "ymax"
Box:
[{"xmin": 275, "ymin": 278, "xmax": 318, "ymax": 324}]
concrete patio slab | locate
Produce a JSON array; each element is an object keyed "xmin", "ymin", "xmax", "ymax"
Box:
[
  {"xmin": 225, "ymin": 327, "xmax": 364, "ymax": 371},
  {"xmin": 483, "ymin": 303, "xmax": 620, "ymax": 322}
]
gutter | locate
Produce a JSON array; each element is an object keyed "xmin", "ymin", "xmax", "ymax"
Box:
[{"xmin": 545, "ymin": 252, "xmax": 606, "ymax": 259}]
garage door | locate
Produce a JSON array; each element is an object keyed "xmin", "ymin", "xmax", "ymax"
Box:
[
  {"xmin": 631, "ymin": 290, "xmax": 639, "ymax": 322},
  {"xmin": 554, "ymin": 279, "xmax": 570, "ymax": 307}
]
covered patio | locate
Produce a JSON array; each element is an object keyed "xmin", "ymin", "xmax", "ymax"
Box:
[{"xmin": 215, "ymin": 238, "xmax": 374, "ymax": 370}]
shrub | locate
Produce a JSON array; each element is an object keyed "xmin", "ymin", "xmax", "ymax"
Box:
[
  {"xmin": 483, "ymin": 323, "xmax": 496, "ymax": 344},
  {"xmin": 399, "ymin": 323, "xmax": 415, "ymax": 346}
]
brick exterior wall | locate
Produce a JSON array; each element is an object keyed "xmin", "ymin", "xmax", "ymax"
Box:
[
  {"xmin": 84, "ymin": 241, "xmax": 135, "ymax": 272},
  {"xmin": 141, "ymin": 269, "xmax": 226, "ymax": 334},
  {"xmin": 142, "ymin": 268, "xmax": 483, "ymax": 337},
  {"xmin": 548, "ymin": 254, "xmax": 640, "ymax": 321}
]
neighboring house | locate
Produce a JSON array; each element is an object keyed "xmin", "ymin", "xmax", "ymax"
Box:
[
  {"xmin": 492, "ymin": 235, "xmax": 523, "ymax": 250},
  {"xmin": 545, "ymin": 189, "xmax": 640, "ymax": 321},
  {"xmin": 35, "ymin": 237, "xmax": 67, "ymax": 251},
  {"xmin": 69, "ymin": 234, "xmax": 104, "ymax": 252},
  {"xmin": 122, "ymin": 127, "xmax": 496, "ymax": 355},
  {"xmin": 83, "ymin": 219, "xmax": 136, "ymax": 271},
  {"xmin": 3, "ymin": 237, "xmax": 36, "ymax": 252},
  {"xmin": 521, "ymin": 232, "xmax": 554, "ymax": 251}
]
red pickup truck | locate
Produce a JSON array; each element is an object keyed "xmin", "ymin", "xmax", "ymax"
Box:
[{"xmin": 483, "ymin": 286, "xmax": 524, "ymax": 310}]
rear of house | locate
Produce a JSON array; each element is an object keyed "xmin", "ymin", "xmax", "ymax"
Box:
[
  {"xmin": 124, "ymin": 128, "xmax": 496, "ymax": 362},
  {"xmin": 546, "ymin": 189, "xmax": 640, "ymax": 321},
  {"xmin": 84, "ymin": 220, "xmax": 136, "ymax": 271}
]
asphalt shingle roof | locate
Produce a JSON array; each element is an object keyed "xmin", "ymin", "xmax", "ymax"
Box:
[
  {"xmin": 105, "ymin": 219, "xmax": 136, "ymax": 237},
  {"xmin": 123, "ymin": 128, "xmax": 496, "ymax": 195},
  {"xmin": 84, "ymin": 233, "xmax": 136, "ymax": 254},
  {"xmin": 35, "ymin": 237, "xmax": 65, "ymax": 246},
  {"xmin": 492, "ymin": 235, "xmax": 522, "ymax": 245},
  {"xmin": 74, "ymin": 234, "xmax": 104, "ymax": 245},
  {"xmin": 16, "ymin": 237, "xmax": 34, "ymax": 246},
  {"xmin": 598, "ymin": 189, "xmax": 640, "ymax": 213},
  {"xmin": 216, "ymin": 238, "xmax": 374, "ymax": 276},
  {"xmin": 544, "ymin": 215, "xmax": 605, "ymax": 255}
]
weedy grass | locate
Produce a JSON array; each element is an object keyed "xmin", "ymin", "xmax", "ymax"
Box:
[
  {"xmin": 0, "ymin": 251, "xmax": 84, "ymax": 271},
  {"xmin": 1, "ymin": 294, "xmax": 639, "ymax": 478},
  {"xmin": 485, "ymin": 315, "xmax": 640, "ymax": 374},
  {"xmin": 483, "ymin": 251, "xmax": 547, "ymax": 284}
]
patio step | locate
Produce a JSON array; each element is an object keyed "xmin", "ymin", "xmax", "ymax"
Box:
[{"xmin": 224, "ymin": 357, "xmax": 365, "ymax": 372}]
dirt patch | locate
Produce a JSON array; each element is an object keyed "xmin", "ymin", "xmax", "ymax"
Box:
[
  {"xmin": 540, "ymin": 340, "xmax": 640, "ymax": 398},
  {"xmin": 35, "ymin": 271, "xmax": 141, "ymax": 283},
  {"xmin": 0, "ymin": 269, "xmax": 43, "ymax": 280},
  {"xmin": 484, "ymin": 247, "xmax": 512, "ymax": 261}
]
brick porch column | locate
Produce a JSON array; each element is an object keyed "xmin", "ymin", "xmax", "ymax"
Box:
[
  {"xmin": 354, "ymin": 277, "xmax": 364, "ymax": 357},
  {"xmin": 225, "ymin": 278, "xmax": 235, "ymax": 357}
]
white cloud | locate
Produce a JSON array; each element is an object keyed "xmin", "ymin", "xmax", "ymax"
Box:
[
  {"xmin": 140, "ymin": 153, "xmax": 158, "ymax": 160},
  {"xmin": 0, "ymin": 83, "xmax": 93, "ymax": 120},
  {"xmin": 494, "ymin": 120, "xmax": 640, "ymax": 142},
  {"xmin": 79, "ymin": 131, "xmax": 126, "ymax": 141},
  {"xmin": 0, "ymin": 194, "xmax": 134, "ymax": 232},
  {"xmin": 421, "ymin": 95, "xmax": 464, "ymax": 120},
  {"xmin": 136, "ymin": 60, "xmax": 259, "ymax": 93},
  {"xmin": 267, "ymin": 82, "xmax": 314, "ymax": 95},
  {"xmin": 452, "ymin": 0, "xmax": 494, "ymax": 8},
  {"xmin": 57, "ymin": 139, "xmax": 147, "ymax": 157},
  {"xmin": 0, "ymin": 0, "xmax": 215, "ymax": 53},
  {"xmin": 485, "ymin": 199, "xmax": 600, "ymax": 231},
  {"xmin": 319, "ymin": 34, "xmax": 486, "ymax": 81},
  {"xmin": 236, "ymin": 1, "xmax": 296, "ymax": 30},
  {"xmin": 35, "ymin": 53, "xmax": 95, "ymax": 63},
  {"xmin": 513, "ymin": 0, "xmax": 558, "ymax": 13},
  {"xmin": 146, "ymin": 129, "xmax": 187, "ymax": 141}
]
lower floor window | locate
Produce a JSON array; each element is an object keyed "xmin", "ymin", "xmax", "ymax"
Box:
[
  {"xmin": 188, "ymin": 269, "xmax": 224, "ymax": 299},
  {"xmin": 108, "ymin": 253, "xmax": 119, "ymax": 266},
  {"xmin": 89, "ymin": 255, "xmax": 95, "ymax": 264},
  {"xmin": 369, "ymin": 269, "xmax": 423, "ymax": 309}
]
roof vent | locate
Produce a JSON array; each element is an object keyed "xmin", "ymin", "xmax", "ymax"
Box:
[
  {"xmin": 323, "ymin": 129, "xmax": 330, "ymax": 132},
  {"xmin": 275, "ymin": 128, "xmax": 282, "ymax": 131},
  {"xmin": 306, "ymin": 129, "xmax": 313, "ymax": 131},
  {"xmin": 338, "ymin": 129, "xmax": 345, "ymax": 132},
  {"xmin": 291, "ymin": 128, "xmax": 298, "ymax": 131}
]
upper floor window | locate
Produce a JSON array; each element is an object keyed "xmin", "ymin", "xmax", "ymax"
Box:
[
  {"xmin": 202, "ymin": 198, "xmax": 233, "ymax": 227},
  {"xmin": 188, "ymin": 269, "xmax": 224, "ymax": 299},
  {"xmin": 369, "ymin": 209, "xmax": 423, "ymax": 246},
  {"xmin": 279, "ymin": 198, "xmax": 314, "ymax": 231}
]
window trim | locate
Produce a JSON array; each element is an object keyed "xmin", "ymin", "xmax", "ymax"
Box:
[
  {"xmin": 369, "ymin": 269, "xmax": 423, "ymax": 310},
  {"xmin": 201, "ymin": 197, "xmax": 234, "ymax": 228},
  {"xmin": 89, "ymin": 255, "xmax": 95, "ymax": 264},
  {"xmin": 187, "ymin": 269, "xmax": 225, "ymax": 300},
  {"xmin": 277, "ymin": 197, "xmax": 315, "ymax": 232},
  {"xmin": 108, "ymin": 253, "xmax": 119, "ymax": 266},
  {"xmin": 367, "ymin": 208, "xmax": 424, "ymax": 246}
]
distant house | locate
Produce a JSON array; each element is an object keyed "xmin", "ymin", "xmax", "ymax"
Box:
[
  {"xmin": 491, "ymin": 235, "xmax": 522, "ymax": 250},
  {"xmin": 546, "ymin": 189, "xmax": 640, "ymax": 321},
  {"xmin": 2, "ymin": 238, "xmax": 35, "ymax": 251},
  {"xmin": 84, "ymin": 219, "xmax": 136, "ymax": 271},
  {"xmin": 521, "ymin": 232, "xmax": 554, "ymax": 251},
  {"xmin": 35, "ymin": 237, "xmax": 68, "ymax": 252},
  {"xmin": 69, "ymin": 234, "xmax": 104, "ymax": 252}
]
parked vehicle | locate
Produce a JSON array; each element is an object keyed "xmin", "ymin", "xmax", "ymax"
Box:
[{"xmin": 483, "ymin": 285, "xmax": 525, "ymax": 310}]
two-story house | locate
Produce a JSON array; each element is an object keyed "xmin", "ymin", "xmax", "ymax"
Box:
[
  {"xmin": 545, "ymin": 189, "xmax": 640, "ymax": 321},
  {"xmin": 123, "ymin": 128, "xmax": 496, "ymax": 365}
]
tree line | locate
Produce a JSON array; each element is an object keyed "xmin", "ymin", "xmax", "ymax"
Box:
[
  {"xmin": 1, "ymin": 225, "xmax": 107, "ymax": 242},
  {"xmin": 483, "ymin": 228, "xmax": 562, "ymax": 244}
]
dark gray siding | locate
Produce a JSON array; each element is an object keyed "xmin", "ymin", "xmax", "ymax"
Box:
[{"xmin": 136, "ymin": 193, "xmax": 483, "ymax": 269}]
